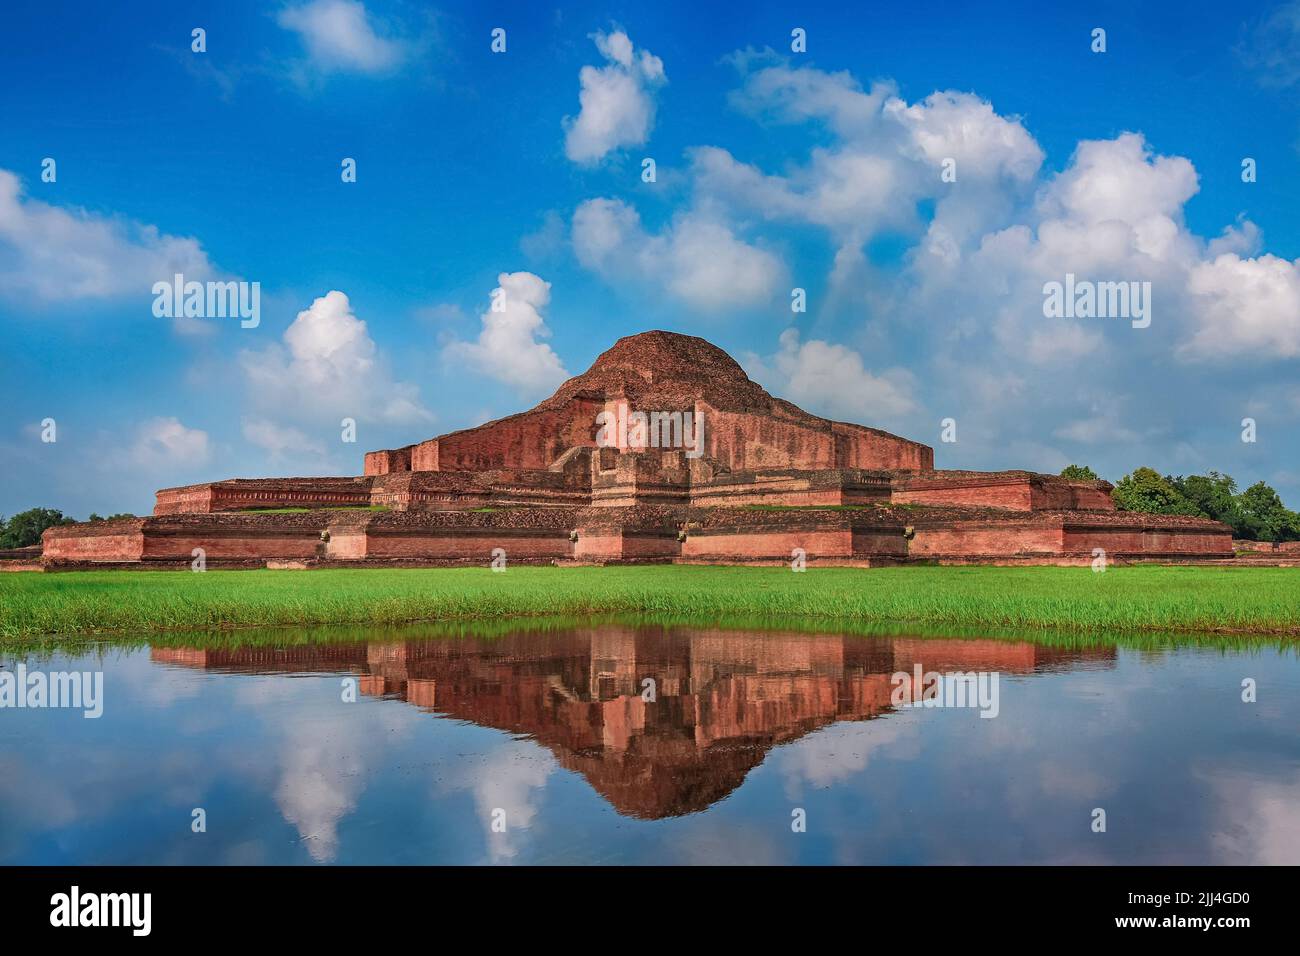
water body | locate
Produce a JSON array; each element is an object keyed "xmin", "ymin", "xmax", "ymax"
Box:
[{"xmin": 1, "ymin": 623, "xmax": 1297, "ymax": 865}]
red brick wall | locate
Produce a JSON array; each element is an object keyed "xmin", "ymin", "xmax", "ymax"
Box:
[
  {"xmin": 43, "ymin": 527, "xmax": 145, "ymax": 562},
  {"xmin": 209, "ymin": 487, "xmax": 371, "ymax": 511},
  {"xmin": 422, "ymin": 399, "xmax": 603, "ymax": 472},
  {"xmin": 831, "ymin": 422, "xmax": 933, "ymax": 470},
  {"xmin": 364, "ymin": 448, "xmax": 411, "ymax": 475},
  {"xmin": 851, "ymin": 530, "xmax": 909, "ymax": 556},
  {"xmin": 1031, "ymin": 484, "xmax": 1115, "ymax": 511},
  {"xmin": 909, "ymin": 523, "xmax": 1064, "ymax": 556},
  {"xmin": 682, "ymin": 529, "xmax": 854, "ymax": 561},
  {"xmin": 574, "ymin": 530, "xmax": 679, "ymax": 560},
  {"xmin": 141, "ymin": 531, "xmax": 321, "ymax": 560},
  {"xmin": 411, "ymin": 439, "xmax": 439, "ymax": 471},
  {"xmin": 702, "ymin": 406, "xmax": 837, "ymax": 471},
  {"xmin": 325, "ymin": 531, "xmax": 369, "ymax": 559},
  {"xmin": 893, "ymin": 474, "xmax": 1116, "ymax": 512},
  {"xmin": 895, "ymin": 482, "xmax": 1036, "ymax": 511},
  {"xmin": 155, "ymin": 480, "xmax": 372, "ymax": 515},
  {"xmin": 362, "ymin": 529, "xmax": 572, "ymax": 561},
  {"xmin": 154, "ymin": 486, "xmax": 215, "ymax": 515},
  {"xmin": 1062, "ymin": 526, "xmax": 1232, "ymax": 555}
]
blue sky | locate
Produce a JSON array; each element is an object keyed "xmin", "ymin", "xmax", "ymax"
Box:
[{"xmin": 2, "ymin": 0, "xmax": 1299, "ymax": 516}]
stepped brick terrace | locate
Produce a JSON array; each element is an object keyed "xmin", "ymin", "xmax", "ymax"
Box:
[{"xmin": 42, "ymin": 330, "xmax": 1234, "ymax": 568}]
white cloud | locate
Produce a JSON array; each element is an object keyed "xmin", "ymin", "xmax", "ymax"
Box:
[
  {"xmin": 888, "ymin": 91, "xmax": 1044, "ymax": 182},
  {"xmin": 1184, "ymin": 253, "xmax": 1300, "ymax": 359},
  {"xmin": 278, "ymin": 0, "xmax": 405, "ymax": 75},
  {"xmin": 612, "ymin": 58, "xmax": 1300, "ymax": 482},
  {"xmin": 123, "ymin": 417, "xmax": 212, "ymax": 471},
  {"xmin": 572, "ymin": 198, "xmax": 784, "ymax": 312},
  {"xmin": 880, "ymin": 129, "xmax": 1286, "ymax": 376},
  {"xmin": 0, "ymin": 169, "xmax": 213, "ymax": 303},
  {"xmin": 1038, "ymin": 133, "xmax": 1197, "ymax": 230},
  {"xmin": 241, "ymin": 290, "xmax": 431, "ymax": 424},
  {"xmin": 442, "ymin": 272, "xmax": 569, "ymax": 393},
  {"xmin": 242, "ymin": 417, "xmax": 327, "ymax": 457},
  {"xmin": 1053, "ymin": 408, "xmax": 1141, "ymax": 445},
  {"xmin": 745, "ymin": 328, "xmax": 916, "ymax": 421},
  {"xmin": 563, "ymin": 30, "xmax": 666, "ymax": 164},
  {"xmin": 704, "ymin": 67, "xmax": 1043, "ymax": 251},
  {"xmin": 690, "ymin": 143, "xmax": 918, "ymax": 242}
]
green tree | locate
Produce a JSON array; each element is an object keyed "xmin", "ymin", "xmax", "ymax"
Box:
[
  {"xmin": 87, "ymin": 512, "xmax": 135, "ymax": 522},
  {"xmin": 1059, "ymin": 464, "xmax": 1098, "ymax": 481},
  {"xmin": 1237, "ymin": 481, "xmax": 1300, "ymax": 542},
  {"xmin": 1172, "ymin": 472, "xmax": 1243, "ymax": 532},
  {"xmin": 1112, "ymin": 468, "xmax": 1203, "ymax": 516},
  {"xmin": 0, "ymin": 508, "xmax": 75, "ymax": 548}
]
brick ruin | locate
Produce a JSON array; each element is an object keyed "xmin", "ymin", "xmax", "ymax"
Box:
[{"xmin": 42, "ymin": 330, "xmax": 1234, "ymax": 567}]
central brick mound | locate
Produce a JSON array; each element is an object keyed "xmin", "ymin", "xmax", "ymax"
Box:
[{"xmin": 42, "ymin": 330, "xmax": 1234, "ymax": 568}]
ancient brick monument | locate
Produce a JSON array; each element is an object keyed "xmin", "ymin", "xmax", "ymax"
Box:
[{"xmin": 44, "ymin": 330, "xmax": 1233, "ymax": 566}]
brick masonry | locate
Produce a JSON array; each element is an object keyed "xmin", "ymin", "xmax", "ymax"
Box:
[{"xmin": 41, "ymin": 331, "xmax": 1235, "ymax": 567}]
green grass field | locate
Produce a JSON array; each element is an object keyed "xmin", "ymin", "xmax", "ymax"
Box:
[{"xmin": 2, "ymin": 564, "xmax": 1298, "ymax": 641}]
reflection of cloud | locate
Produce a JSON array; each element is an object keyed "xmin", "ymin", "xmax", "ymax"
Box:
[
  {"xmin": 0, "ymin": 754, "xmax": 80, "ymax": 827},
  {"xmin": 118, "ymin": 652, "xmax": 205, "ymax": 708},
  {"xmin": 663, "ymin": 822, "xmax": 788, "ymax": 865},
  {"xmin": 1206, "ymin": 769, "xmax": 1300, "ymax": 865},
  {"xmin": 272, "ymin": 715, "xmax": 365, "ymax": 863},
  {"xmin": 1036, "ymin": 762, "xmax": 1111, "ymax": 799},
  {"xmin": 439, "ymin": 740, "xmax": 555, "ymax": 863},
  {"xmin": 776, "ymin": 716, "xmax": 919, "ymax": 795}
]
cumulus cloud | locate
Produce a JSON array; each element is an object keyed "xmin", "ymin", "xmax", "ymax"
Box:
[
  {"xmin": 1184, "ymin": 253, "xmax": 1300, "ymax": 359},
  {"xmin": 681, "ymin": 58, "xmax": 1300, "ymax": 484},
  {"xmin": 906, "ymin": 131, "xmax": 1297, "ymax": 369},
  {"xmin": 241, "ymin": 290, "xmax": 431, "ymax": 424},
  {"xmin": 442, "ymin": 272, "xmax": 569, "ymax": 393},
  {"xmin": 705, "ymin": 67, "xmax": 1043, "ymax": 250},
  {"xmin": 0, "ymin": 169, "xmax": 213, "ymax": 303},
  {"xmin": 572, "ymin": 198, "xmax": 784, "ymax": 312},
  {"xmin": 278, "ymin": 0, "xmax": 406, "ymax": 76},
  {"xmin": 744, "ymin": 328, "xmax": 916, "ymax": 421},
  {"xmin": 563, "ymin": 30, "xmax": 666, "ymax": 164},
  {"xmin": 716, "ymin": 64, "xmax": 1297, "ymax": 372}
]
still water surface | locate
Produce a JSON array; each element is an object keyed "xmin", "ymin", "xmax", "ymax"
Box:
[{"xmin": 2, "ymin": 623, "xmax": 1298, "ymax": 864}]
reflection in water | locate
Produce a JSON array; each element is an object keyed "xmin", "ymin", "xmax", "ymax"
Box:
[
  {"xmin": 151, "ymin": 630, "xmax": 1113, "ymax": 820},
  {"xmin": 2, "ymin": 625, "xmax": 1297, "ymax": 865}
]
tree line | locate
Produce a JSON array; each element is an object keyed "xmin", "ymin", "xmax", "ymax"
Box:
[{"xmin": 1060, "ymin": 465, "xmax": 1300, "ymax": 542}]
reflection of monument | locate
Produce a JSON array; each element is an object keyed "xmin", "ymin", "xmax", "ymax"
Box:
[
  {"xmin": 152, "ymin": 628, "xmax": 1116, "ymax": 819},
  {"xmin": 46, "ymin": 331, "xmax": 1231, "ymax": 566}
]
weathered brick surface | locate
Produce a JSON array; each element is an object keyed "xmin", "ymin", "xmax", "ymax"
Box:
[
  {"xmin": 892, "ymin": 471, "xmax": 1115, "ymax": 512},
  {"xmin": 365, "ymin": 332, "xmax": 931, "ymax": 476},
  {"xmin": 43, "ymin": 518, "xmax": 146, "ymax": 562},
  {"xmin": 155, "ymin": 477, "xmax": 374, "ymax": 515},
  {"xmin": 41, "ymin": 332, "xmax": 1240, "ymax": 567}
]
